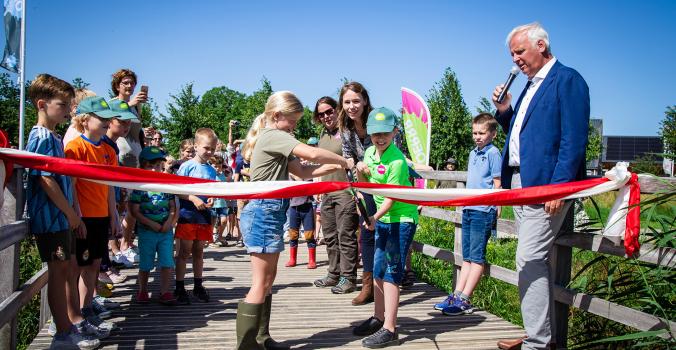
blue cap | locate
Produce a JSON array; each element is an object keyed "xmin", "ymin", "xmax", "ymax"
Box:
[{"xmin": 366, "ymin": 107, "xmax": 398, "ymax": 135}]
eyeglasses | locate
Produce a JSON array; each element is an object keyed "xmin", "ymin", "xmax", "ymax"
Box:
[
  {"xmin": 152, "ymin": 137, "xmax": 162, "ymax": 141},
  {"xmin": 317, "ymin": 108, "xmax": 335, "ymax": 118}
]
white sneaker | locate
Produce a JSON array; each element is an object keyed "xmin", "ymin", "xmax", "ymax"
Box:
[
  {"xmin": 49, "ymin": 331, "xmax": 99, "ymax": 350},
  {"xmin": 94, "ymin": 295, "xmax": 120, "ymax": 310},
  {"xmin": 106, "ymin": 269, "xmax": 127, "ymax": 284},
  {"xmin": 87, "ymin": 313, "xmax": 116, "ymax": 332},
  {"xmin": 48, "ymin": 317, "xmax": 56, "ymax": 336},
  {"xmin": 76, "ymin": 319, "xmax": 109, "ymax": 339},
  {"xmin": 122, "ymin": 248, "xmax": 138, "ymax": 264},
  {"xmin": 113, "ymin": 252, "xmax": 133, "ymax": 268}
]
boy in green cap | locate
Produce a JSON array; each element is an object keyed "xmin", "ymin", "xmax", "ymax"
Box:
[{"xmin": 352, "ymin": 107, "xmax": 418, "ymax": 348}]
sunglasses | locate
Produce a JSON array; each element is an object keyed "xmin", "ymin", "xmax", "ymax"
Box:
[{"xmin": 317, "ymin": 108, "xmax": 335, "ymax": 118}]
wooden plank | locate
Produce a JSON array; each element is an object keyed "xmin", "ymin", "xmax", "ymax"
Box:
[
  {"xmin": 0, "ymin": 220, "xmax": 28, "ymax": 252},
  {"xmin": 637, "ymin": 175, "xmax": 676, "ymax": 194},
  {"xmin": 551, "ymin": 209, "xmax": 574, "ymax": 346},
  {"xmin": 555, "ymin": 234, "xmax": 676, "ymax": 268},
  {"xmin": 27, "ymin": 244, "xmax": 524, "ymax": 350},
  {"xmin": 553, "ymin": 286, "xmax": 675, "ymax": 338},
  {"xmin": 0, "ymin": 266, "xmax": 48, "ymax": 329}
]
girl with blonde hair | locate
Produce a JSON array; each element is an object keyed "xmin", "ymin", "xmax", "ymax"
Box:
[{"xmin": 235, "ymin": 91, "xmax": 353, "ymax": 349}]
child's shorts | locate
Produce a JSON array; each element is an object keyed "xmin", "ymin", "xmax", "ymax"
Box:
[
  {"xmin": 76, "ymin": 217, "xmax": 110, "ymax": 266},
  {"xmin": 240, "ymin": 199, "xmax": 289, "ymax": 254},
  {"xmin": 35, "ymin": 230, "xmax": 75, "ymax": 262},
  {"xmin": 210, "ymin": 207, "xmax": 228, "ymax": 218},
  {"xmin": 138, "ymin": 229, "xmax": 175, "ymax": 271},
  {"xmin": 175, "ymin": 223, "xmax": 212, "ymax": 242},
  {"xmin": 461, "ymin": 208, "xmax": 496, "ymax": 264},
  {"xmin": 373, "ymin": 221, "xmax": 416, "ymax": 285}
]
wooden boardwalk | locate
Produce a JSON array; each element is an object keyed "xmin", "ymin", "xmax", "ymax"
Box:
[{"xmin": 28, "ymin": 244, "xmax": 524, "ymax": 349}]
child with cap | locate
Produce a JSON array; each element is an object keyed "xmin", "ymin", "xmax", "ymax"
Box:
[
  {"xmin": 65, "ymin": 95, "xmax": 121, "ymax": 335},
  {"xmin": 129, "ymin": 146, "xmax": 178, "ymax": 305},
  {"xmin": 352, "ymin": 107, "xmax": 418, "ymax": 348}
]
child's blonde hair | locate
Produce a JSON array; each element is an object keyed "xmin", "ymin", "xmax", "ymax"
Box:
[
  {"xmin": 194, "ymin": 128, "xmax": 217, "ymax": 145},
  {"xmin": 179, "ymin": 138, "xmax": 194, "ymax": 151},
  {"xmin": 71, "ymin": 89, "xmax": 97, "ymax": 133},
  {"xmin": 242, "ymin": 91, "xmax": 303, "ymax": 162}
]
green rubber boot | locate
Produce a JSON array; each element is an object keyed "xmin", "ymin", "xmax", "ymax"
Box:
[
  {"xmin": 235, "ymin": 301, "xmax": 265, "ymax": 350},
  {"xmin": 257, "ymin": 295, "xmax": 289, "ymax": 350}
]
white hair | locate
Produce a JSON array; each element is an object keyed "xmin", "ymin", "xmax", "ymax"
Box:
[{"xmin": 506, "ymin": 22, "xmax": 551, "ymax": 54}]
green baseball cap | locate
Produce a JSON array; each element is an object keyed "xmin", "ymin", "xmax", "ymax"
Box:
[
  {"xmin": 366, "ymin": 107, "xmax": 398, "ymax": 135},
  {"xmin": 107, "ymin": 99, "xmax": 139, "ymax": 121},
  {"xmin": 139, "ymin": 146, "xmax": 166, "ymax": 162},
  {"xmin": 77, "ymin": 96, "xmax": 118, "ymax": 119}
]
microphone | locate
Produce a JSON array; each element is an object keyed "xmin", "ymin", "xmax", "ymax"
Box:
[{"xmin": 497, "ymin": 66, "xmax": 520, "ymax": 104}]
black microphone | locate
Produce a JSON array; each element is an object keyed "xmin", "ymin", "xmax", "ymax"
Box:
[{"xmin": 497, "ymin": 66, "xmax": 520, "ymax": 104}]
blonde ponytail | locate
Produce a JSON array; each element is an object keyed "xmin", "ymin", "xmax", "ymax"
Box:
[{"xmin": 241, "ymin": 91, "xmax": 304, "ymax": 162}]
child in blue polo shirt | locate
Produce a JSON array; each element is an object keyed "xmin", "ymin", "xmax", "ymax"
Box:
[{"xmin": 435, "ymin": 113, "xmax": 502, "ymax": 316}]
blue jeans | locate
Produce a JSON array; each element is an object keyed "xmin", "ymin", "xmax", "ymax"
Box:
[
  {"xmin": 461, "ymin": 208, "xmax": 496, "ymax": 264},
  {"xmin": 240, "ymin": 199, "xmax": 290, "ymax": 254},
  {"xmin": 373, "ymin": 221, "xmax": 416, "ymax": 285},
  {"xmin": 360, "ymin": 218, "xmax": 375, "ymax": 273}
]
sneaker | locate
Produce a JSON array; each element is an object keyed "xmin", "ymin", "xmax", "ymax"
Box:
[
  {"xmin": 94, "ymin": 295, "xmax": 120, "ymax": 310},
  {"xmin": 159, "ymin": 292, "xmax": 177, "ymax": 306},
  {"xmin": 136, "ymin": 291, "xmax": 150, "ymax": 304},
  {"xmin": 86, "ymin": 313, "xmax": 116, "ymax": 332},
  {"xmin": 121, "ymin": 248, "xmax": 138, "ymax": 264},
  {"xmin": 361, "ymin": 327, "xmax": 400, "ymax": 348},
  {"xmin": 91, "ymin": 300, "xmax": 112, "ymax": 319},
  {"xmin": 48, "ymin": 318, "xmax": 57, "ymax": 336},
  {"xmin": 352, "ymin": 316, "xmax": 384, "ymax": 336},
  {"xmin": 442, "ymin": 298, "xmax": 474, "ymax": 316},
  {"xmin": 193, "ymin": 286, "xmax": 210, "ymax": 303},
  {"xmin": 106, "ymin": 268, "xmax": 127, "ymax": 284},
  {"xmin": 225, "ymin": 233, "xmax": 233, "ymax": 240},
  {"xmin": 331, "ymin": 277, "xmax": 356, "ymax": 294},
  {"xmin": 401, "ymin": 270, "xmax": 416, "ymax": 288},
  {"xmin": 235, "ymin": 241, "xmax": 245, "ymax": 248},
  {"xmin": 175, "ymin": 289, "xmax": 191, "ymax": 305},
  {"xmin": 76, "ymin": 319, "xmax": 110, "ymax": 339},
  {"xmin": 314, "ymin": 275, "xmax": 339, "ymax": 288},
  {"xmin": 96, "ymin": 282, "xmax": 113, "ymax": 298},
  {"xmin": 112, "ymin": 252, "xmax": 133, "ymax": 268},
  {"xmin": 212, "ymin": 233, "xmax": 220, "ymax": 243},
  {"xmin": 49, "ymin": 331, "xmax": 100, "ymax": 350},
  {"xmin": 98, "ymin": 272, "xmax": 114, "ymax": 285},
  {"xmin": 433, "ymin": 294, "xmax": 456, "ymax": 311}
]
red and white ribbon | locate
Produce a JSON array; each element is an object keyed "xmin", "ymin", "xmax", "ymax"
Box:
[{"xmin": 0, "ymin": 148, "xmax": 641, "ymax": 255}]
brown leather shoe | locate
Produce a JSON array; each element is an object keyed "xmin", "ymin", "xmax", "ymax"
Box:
[
  {"xmin": 497, "ymin": 336, "xmax": 526, "ymax": 350},
  {"xmin": 351, "ymin": 272, "xmax": 374, "ymax": 305}
]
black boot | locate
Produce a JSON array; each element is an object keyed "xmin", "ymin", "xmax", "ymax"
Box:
[
  {"xmin": 235, "ymin": 301, "xmax": 265, "ymax": 350},
  {"xmin": 257, "ymin": 294, "xmax": 289, "ymax": 350}
]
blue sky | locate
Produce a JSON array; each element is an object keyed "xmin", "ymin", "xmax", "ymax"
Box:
[{"xmin": 4, "ymin": 0, "xmax": 675, "ymax": 136}]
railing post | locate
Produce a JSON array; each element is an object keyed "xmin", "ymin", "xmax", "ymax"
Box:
[
  {"xmin": 452, "ymin": 181, "xmax": 465, "ymax": 291},
  {"xmin": 0, "ymin": 169, "xmax": 24, "ymax": 350},
  {"xmin": 551, "ymin": 207, "xmax": 575, "ymax": 348}
]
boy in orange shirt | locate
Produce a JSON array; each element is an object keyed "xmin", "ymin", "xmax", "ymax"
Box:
[{"xmin": 65, "ymin": 96, "xmax": 120, "ymax": 333}]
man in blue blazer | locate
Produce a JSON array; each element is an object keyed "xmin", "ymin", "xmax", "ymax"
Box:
[{"xmin": 492, "ymin": 22, "xmax": 590, "ymax": 350}]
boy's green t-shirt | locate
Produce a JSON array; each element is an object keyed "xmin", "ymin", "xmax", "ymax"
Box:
[{"xmin": 364, "ymin": 144, "xmax": 418, "ymax": 224}]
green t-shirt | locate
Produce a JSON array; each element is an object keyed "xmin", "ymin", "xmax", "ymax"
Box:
[
  {"xmin": 250, "ymin": 128, "xmax": 300, "ymax": 181},
  {"xmin": 364, "ymin": 143, "xmax": 418, "ymax": 224}
]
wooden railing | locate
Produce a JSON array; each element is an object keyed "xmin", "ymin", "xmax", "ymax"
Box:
[
  {"xmin": 0, "ymin": 168, "xmax": 674, "ymax": 348},
  {"xmin": 412, "ymin": 170, "xmax": 676, "ymax": 345}
]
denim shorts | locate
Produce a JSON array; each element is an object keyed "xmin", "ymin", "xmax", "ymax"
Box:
[
  {"xmin": 240, "ymin": 199, "xmax": 290, "ymax": 254},
  {"xmin": 210, "ymin": 207, "xmax": 228, "ymax": 218},
  {"xmin": 373, "ymin": 221, "xmax": 416, "ymax": 285},
  {"xmin": 461, "ymin": 208, "xmax": 496, "ymax": 264},
  {"xmin": 138, "ymin": 229, "xmax": 175, "ymax": 271}
]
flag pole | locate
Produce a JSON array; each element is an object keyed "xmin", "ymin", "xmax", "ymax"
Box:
[{"xmin": 17, "ymin": 0, "xmax": 26, "ymax": 150}]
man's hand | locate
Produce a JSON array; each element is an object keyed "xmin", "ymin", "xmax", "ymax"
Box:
[
  {"xmin": 492, "ymin": 84, "xmax": 512, "ymax": 114},
  {"xmin": 544, "ymin": 199, "xmax": 564, "ymax": 215},
  {"xmin": 192, "ymin": 196, "xmax": 207, "ymax": 210}
]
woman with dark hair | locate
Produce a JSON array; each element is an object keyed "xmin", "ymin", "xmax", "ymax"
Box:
[
  {"xmin": 337, "ymin": 82, "xmax": 404, "ymax": 305},
  {"xmin": 312, "ymin": 97, "xmax": 360, "ymax": 294}
]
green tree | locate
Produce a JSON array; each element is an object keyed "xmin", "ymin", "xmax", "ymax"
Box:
[
  {"xmin": 426, "ymin": 68, "xmax": 474, "ymax": 170},
  {"xmin": 586, "ymin": 122, "xmax": 602, "ymax": 162},
  {"xmin": 155, "ymin": 83, "xmax": 204, "ymax": 156},
  {"xmin": 475, "ymin": 96, "xmax": 506, "ymax": 151},
  {"xmin": 200, "ymin": 86, "xmax": 248, "ymax": 140},
  {"xmin": 0, "ymin": 73, "xmax": 37, "ymax": 146},
  {"xmin": 71, "ymin": 77, "xmax": 90, "ymax": 89},
  {"xmin": 660, "ymin": 105, "xmax": 676, "ymax": 158}
]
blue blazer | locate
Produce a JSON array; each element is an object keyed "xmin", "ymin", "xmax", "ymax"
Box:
[{"xmin": 496, "ymin": 60, "xmax": 590, "ymax": 189}]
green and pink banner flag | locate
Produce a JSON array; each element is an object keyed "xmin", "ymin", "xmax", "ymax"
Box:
[{"xmin": 401, "ymin": 87, "xmax": 431, "ymax": 187}]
